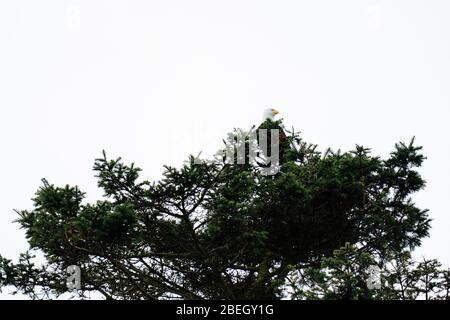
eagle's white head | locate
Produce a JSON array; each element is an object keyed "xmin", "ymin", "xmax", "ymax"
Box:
[{"xmin": 263, "ymin": 108, "xmax": 280, "ymax": 121}]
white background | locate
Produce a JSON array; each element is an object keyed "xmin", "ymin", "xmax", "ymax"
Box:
[{"xmin": 0, "ymin": 0, "xmax": 449, "ymax": 299}]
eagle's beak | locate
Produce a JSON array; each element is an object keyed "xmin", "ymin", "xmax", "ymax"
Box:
[{"xmin": 272, "ymin": 109, "xmax": 280, "ymax": 115}]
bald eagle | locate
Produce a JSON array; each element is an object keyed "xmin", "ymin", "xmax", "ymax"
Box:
[
  {"xmin": 256, "ymin": 108, "xmax": 290, "ymax": 166},
  {"xmin": 262, "ymin": 108, "xmax": 280, "ymax": 122}
]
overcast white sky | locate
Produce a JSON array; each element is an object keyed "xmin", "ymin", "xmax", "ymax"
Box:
[{"xmin": 1, "ymin": 0, "xmax": 449, "ymax": 299}]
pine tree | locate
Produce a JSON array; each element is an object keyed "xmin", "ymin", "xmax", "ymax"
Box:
[{"xmin": 0, "ymin": 119, "xmax": 444, "ymax": 300}]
